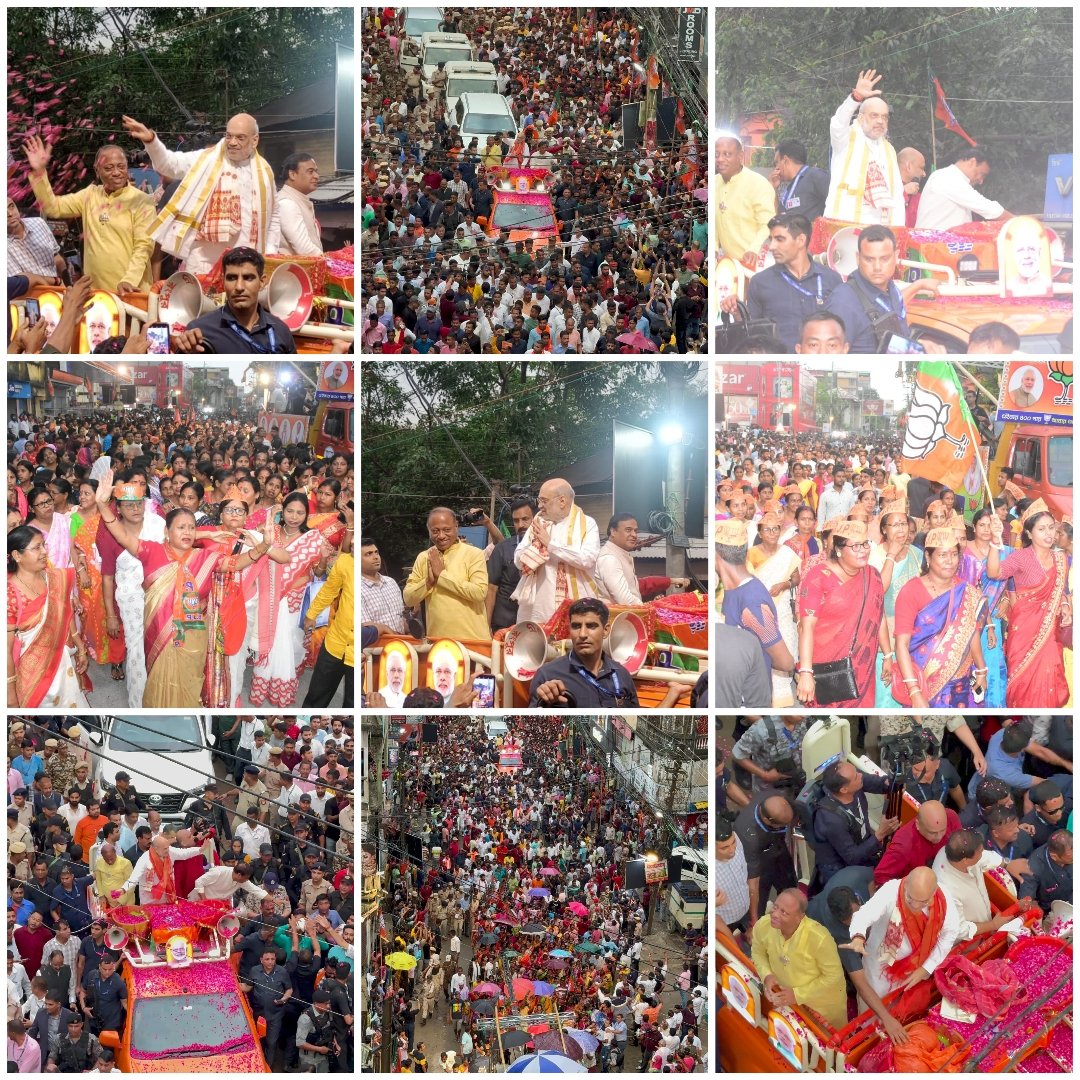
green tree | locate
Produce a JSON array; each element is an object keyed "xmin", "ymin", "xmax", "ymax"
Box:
[{"xmin": 715, "ymin": 8, "xmax": 1072, "ymax": 212}]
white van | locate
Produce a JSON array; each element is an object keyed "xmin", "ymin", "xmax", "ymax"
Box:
[
  {"xmin": 452, "ymin": 91, "xmax": 517, "ymax": 152},
  {"xmin": 399, "ymin": 8, "xmax": 443, "ymax": 70},
  {"xmin": 670, "ymin": 844, "xmax": 708, "ymax": 889},
  {"xmin": 91, "ymin": 715, "xmax": 215, "ymax": 824},
  {"xmin": 443, "ymin": 61, "xmax": 500, "ymax": 117},
  {"xmin": 420, "ymin": 31, "xmax": 474, "ymax": 82}
]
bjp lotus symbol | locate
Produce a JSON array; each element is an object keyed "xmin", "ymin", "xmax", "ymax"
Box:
[
  {"xmin": 1047, "ymin": 360, "xmax": 1072, "ymax": 406},
  {"xmin": 903, "ymin": 383, "xmax": 969, "ymax": 461}
]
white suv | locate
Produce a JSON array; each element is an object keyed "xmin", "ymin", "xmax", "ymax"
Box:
[{"xmin": 451, "ymin": 91, "xmax": 517, "ymax": 152}]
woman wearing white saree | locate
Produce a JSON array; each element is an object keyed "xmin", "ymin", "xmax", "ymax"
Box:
[
  {"xmin": 748, "ymin": 512, "xmax": 801, "ymax": 708},
  {"xmin": 246, "ymin": 492, "xmax": 334, "ymax": 707}
]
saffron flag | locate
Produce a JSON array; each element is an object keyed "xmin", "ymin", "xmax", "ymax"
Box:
[
  {"xmin": 930, "ymin": 70, "xmax": 977, "ymax": 147},
  {"xmin": 900, "ymin": 361, "xmax": 980, "ymax": 494},
  {"xmin": 674, "ymin": 98, "xmax": 687, "ymax": 136}
]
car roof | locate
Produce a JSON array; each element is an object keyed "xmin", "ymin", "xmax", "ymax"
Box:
[
  {"xmin": 908, "ymin": 295, "xmax": 1072, "ymax": 341},
  {"xmin": 459, "ymin": 92, "xmax": 514, "ymax": 115},
  {"xmin": 444, "ymin": 61, "xmax": 497, "ymax": 74}
]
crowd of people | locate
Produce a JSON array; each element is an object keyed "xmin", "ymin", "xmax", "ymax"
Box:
[
  {"xmin": 716, "ymin": 710, "xmax": 1072, "ymax": 1049},
  {"xmin": 715, "ymin": 68, "xmax": 1066, "ymax": 354},
  {"xmin": 7, "ymin": 405, "xmax": 354, "ymax": 709},
  {"xmin": 362, "ymin": 484, "xmax": 703, "ymax": 710},
  {"xmin": 714, "ymin": 427, "xmax": 1072, "ymax": 711},
  {"xmin": 361, "ymin": 8, "xmax": 708, "ymax": 353},
  {"xmin": 366, "ymin": 714, "xmax": 708, "ymax": 1072},
  {"xmin": 9, "ymin": 115, "xmax": 346, "ymax": 353},
  {"xmin": 6, "ymin": 716, "xmax": 354, "ymax": 1072}
]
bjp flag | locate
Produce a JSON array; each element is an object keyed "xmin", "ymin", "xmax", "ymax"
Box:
[{"xmin": 900, "ymin": 361, "xmax": 979, "ymax": 493}]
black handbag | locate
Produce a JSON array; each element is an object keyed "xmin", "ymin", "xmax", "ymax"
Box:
[
  {"xmin": 714, "ymin": 300, "xmax": 779, "ymax": 352},
  {"xmin": 811, "ymin": 569, "xmax": 868, "ymax": 705}
]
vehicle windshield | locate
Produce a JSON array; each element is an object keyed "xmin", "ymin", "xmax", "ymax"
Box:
[
  {"xmin": 463, "ymin": 112, "xmax": 513, "ymax": 135},
  {"xmin": 405, "ymin": 17, "xmax": 441, "ymax": 37},
  {"xmin": 1018, "ymin": 334, "xmax": 1065, "ymax": 354},
  {"xmin": 1048, "ymin": 434, "xmax": 1072, "ymax": 488},
  {"xmin": 425, "ymin": 46, "xmax": 472, "ymax": 66},
  {"xmin": 492, "ymin": 202, "xmax": 556, "ymax": 230},
  {"xmin": 448, "ymin": 77, "xmax": 499, "ymax": 97},
  {"xmin": 132, "ymin": 993, "xmax": 251, "ymax": 1056},
  {"xmin": 107, "ymin": 716, "xmax": 202, "ymax": 753}
]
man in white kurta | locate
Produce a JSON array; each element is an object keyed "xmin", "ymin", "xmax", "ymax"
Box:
[
  {"xmin": 914, "ymin": 152, "xmax": 1009, "ymax": 231},
  {"xmin": 114, "ymin": 835, "xmax": 204, "ymax": 905},
  {"xmin": 594, "ymin": 515, "xmax": 643, "ymax": 606},
  {"xmin": 121, "ymin": 112, "xmax": 278, "ymax": 275},
  {"xmin": 512, "ymin": 478, "xmax": 600, "ymax": 625},
  {"xmin": 826, "ymin": 70, "xmax": 905, "ymax": 226},
  {"xmin": 846, "ymin": 867, "xmax": 960, "ymax": 998},
  {"xmin": 189, "ymin": 863, "xmax": 268, "ymax": 903},
  {"xmin": 267, "ymin": 153, "xmax": 323, "ymax": 256},
  {"xmin": 932, "ymin": 831, "xmax": 1016, "ymax": 940}
]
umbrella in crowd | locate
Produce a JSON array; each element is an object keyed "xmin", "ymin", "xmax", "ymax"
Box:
[
  {"xmin": 507, "ymin": 1050, "xmax": 587, "ymax": 1072},
  {"xmin": 538, "ymin": 867, "xmax": 560, "ymax": 876},
  {"xmin": 472, "ymin": 998, "xmax": 498, "ymax": 1016},
  {"xmin": 567, "ymin": 902, "xmax": 589, "ymax": 917},
  {"xmin": 531, "ymin": 980, "xmax": 556, "ymax": 997},
  {"xmin": 495, "ymin": 915, "xmax": 519, "ymax": 926},
  {"xmin": 512, "ymin": 977, "xmax": 535, "ymax": 1001},
  {"xmin": 501, "ymin": 1029, "xmax": 532, "ymax": 1049},
  {"xmin": 545, "ymin": 958, "xmax": 567, "ymax": 971},
  {"xmin": 473, "ymin": 982, "xmax": 503, "ymax": 998},
  {"xmin": 520, "ymin": 922, "xmax": 547, "ymax": 936},
  {"xmin": 575, "ymin": 941, "xmax": 600, "ymax": 954},
  {"xmin": 480, "ymin": 932, "xmax": 499, "ymax": 945},
  {"xmin": 549, "ymin": 948, "xmax": 573, "ymax": 957},
  {"xmin": 565, "ymin": 1029, "xmax": 600, "ymax": 1054},
  {"xmin": 533, "ymin": 1032, "xmax": 582, "ymax": 1060},
  {"xmin": 616, "ymin": 331, "xmax": 659, "ymax": 353},
  {"xmin": 386, "ymin": 951, "xmax": 417, "ymax": 970},
  {"xmin": 529, "ymin": 887, "xmax": 552, "ymax": 899}
]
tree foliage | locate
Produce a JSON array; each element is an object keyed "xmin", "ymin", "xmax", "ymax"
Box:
[
  {"xmin": 8, "ymin": 7, "xmax": 353, "ymax": 197},
  {"xmin": 715, "ymin": 8, "xmax": 1072, "ymax": 212},
  {"xmin": 361, "ymin": 361, "xmax": 707, "ymax": 573}
]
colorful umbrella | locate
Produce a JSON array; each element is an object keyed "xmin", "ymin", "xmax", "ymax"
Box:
[
  {"xmin": 507, "ymin": 1050, "xmax": 586, "ymax": 1072},
  {"xmin": 538, "ymin": 867, "xmax": 560, "ymax": 876},
  {"xmin": 575, "ymin": 942, "xmax": 600, "ymax": 954},
  {"xmin": 615, "ymin": 331, "xmax": 659, "ymax": 353},
  {"xmin": 549, "ymin": 949, "xmax": 573, "ymax": 958},
  {"xmin": 565, "ymin": 1030, "xmax": 599, "ymax": 1053},
  {"xmin": 528, "ymin": 888, "xmax": 552, "ymax": 899},
  {"xmin": 501, "ymin": 1029, "xmax": 531, "ymax": 1049},
  {"xmin": 520, "ymin": 923, "xmax": 547, "ymax": 936},
  {"xmin": 526, "ymin": 1024, "xmax": 551, "ymax": 1036},
  {"xmin": 566, "ymin": 902, "xmax": 588, "ymax": 917},
  {"xmin": 512, "ymin": 977, "xmax": 535, "ymax": 1001},
  {"xmin": 473, "ymin": 982, "xmax": 503, "ymax": 998},
  {"xmin": 494, "ymin": 915, "xmax": 519, "ymax": 926},
  {"xmin": 533, "ymin": 1032, "xmax": 583, "ymax": 1059},
  {"xmin": 531, "ymin": 980, "xmax": 556, "ymax": 996},
  {"xmin": 386, "ymin": 951, "xmax": 417, "ymax": 970},
  {"xmin": 545, "ymin": 958, "xmax": 567, "ymax": 970},
  {"xmin": 503, "ymin": 949, "xmax": 521, "ymax": 958}
]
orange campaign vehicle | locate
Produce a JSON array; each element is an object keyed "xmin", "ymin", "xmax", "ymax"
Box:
[
  {"xmin": 480, "ymin": 166, "xmax": 559, "ymax": 248},
  {"xmin": 96, "ymin": 899, "xmax": 270, "ymax": 1073},
  {"xmin": 256, "ymin": 360, "xmax": 354, "ymax": 458}
]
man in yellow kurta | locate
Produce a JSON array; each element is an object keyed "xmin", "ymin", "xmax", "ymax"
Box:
[
  {"xmin": 92, "ymin": 843, "xmax": 135, "ymax": 907},
  {"xmin": 716, "ymin": 134, "xmax": 776, "ymax": 269},
  {"xmin": 403, "ymin": 508, "xmax": 491, "ymax": 640},
  {"xmin": 24, "ymin": 135, "xmax": 155, "ymax": 294},
  {"xmin": 750, "ymin": 887, "xmax": 848, "ymax": 1029}
]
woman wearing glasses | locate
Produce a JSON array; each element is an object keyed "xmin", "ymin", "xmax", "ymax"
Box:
[
  {"xmin": 24, "ymin": 485, "xmax": 74, "ymax": 569},
  {"xmin": 796, "ymin": 518, "xmax": 889, "ymax": 708},
  {"xmin": 892, "ymin": 527, "xmax": 988, "ymax": 709}
]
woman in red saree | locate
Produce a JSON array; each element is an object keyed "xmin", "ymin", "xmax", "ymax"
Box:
[
  {"xmin": 987, "ymin": 503, "xmax": 1072, "ymax": 708},
  {"xmin": 93, "ymin": 469, "xmax": 275, "ymax": 708},
  {"xmin": 796, "ymin": 519, "xmax": 890, "ymax": 708},
  {"xmin": 70, "ymin": 479, "xmax": 127, "ymax": 679},
  {"xmin": 7, "ymin": 527, "xmax": 89, "ymax": 709},
  {"xmin": 784, "ymin": 505, "xmax": 822, "ymax": 570}
]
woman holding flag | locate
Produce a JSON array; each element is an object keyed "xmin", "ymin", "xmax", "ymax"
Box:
[{"xmin": 987, "ymin": 502, "xmax": 1072, "ymax": 709}]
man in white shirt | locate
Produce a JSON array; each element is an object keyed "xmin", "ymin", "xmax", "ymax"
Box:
[
  {"xmin": 267, "ymin": 152, "xmax": 322, "ymax": 255},
  {"xmin": 189, "ymin": 861, "xmax": 269, "ymax": 903},
  {"xmin": 235, "ymin": 717, "xmax": 259, "ymax": 784},
  {"xmin": 594, "ymin": 513, "xmax": 645, "ymax": 605},
  {"xmin": 915, "ymin": 148, "xmax": 1010, "ymax": 231},
  {"xmin": 235, "ymin": 809, "xmax": 272, "ymax": 860},
  {"xmin": 933, "ymin": 829, "xmax": 1022, "ymax": 940}
]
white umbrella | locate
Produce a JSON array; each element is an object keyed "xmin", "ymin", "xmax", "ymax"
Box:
[{"xmin": 506, "ymin": 1051, "xmax": 588, "ymax": 1073}]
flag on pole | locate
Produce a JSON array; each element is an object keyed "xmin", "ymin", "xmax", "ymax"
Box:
[
  {"xmin": 900, "ymin": 361, "xmax": 979, "ymax": 492},
  {"xmin": 674, "ymin": 98, "xmax": 686, "ymax": 136},
  {"xmin": 930, "ymin": 70, "xmax": 977, "ymax": 147}
]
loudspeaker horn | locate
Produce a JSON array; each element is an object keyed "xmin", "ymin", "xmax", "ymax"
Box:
[
  {"xmin": 217, "ymin": 913, "xmax": 241, "ymax": 939},
  {"xmin": 502, "ymin": 621, "xmax": 556, "ymax": 681},
  {"xmin": 826, "ymin": 226, "xmax": 861, "ymax": 278},
  {"xmin": 604, "ymin": 611, "xmax": 650, "ymax": 674},
  {"xmin": 259, "ymin": 262, "xmax": 314, "ymax": 331},
  {"xmin": 105, "ymin": 926, "xmax": 129, "ymax": 950}
]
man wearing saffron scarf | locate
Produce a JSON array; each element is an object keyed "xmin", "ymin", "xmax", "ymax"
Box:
[
  {"xmin": 512, "ymin": 478, "xmax": 600, "ymax": 625},
  {"xmin": 111, "ymin": 832, "xmax": 205, "ymax": 906},
  {"xmin": 121, "ymin": 113, "xmax": 278, "ymax": 275},
  {"xmin": 843, "ymin": 867, "xmax": 960, "ymax": 1040}
]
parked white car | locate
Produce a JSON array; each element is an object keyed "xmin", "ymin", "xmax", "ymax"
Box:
[{"xmin": 451, "ymin": 91, "xmax": 517, "ymax": 152}]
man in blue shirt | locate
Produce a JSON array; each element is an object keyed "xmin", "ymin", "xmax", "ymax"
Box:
[
  {"xmin": 774, "ymin": 140, "xmax": 830, "ymax": 223},
  {"xmin": 13, "ymin": 741, "xmax": 45, "ymax": 789},
  {"xmin": 741, "ymin": 213, "xmax": 843, "ymax": 352},
  {"xmin": 50, "ymin": 867, "xmax": 96, "ymax": 935},
  {"xmin": 970, "ymin": 722, "xmax": 1037, "ymax": 799},
  {"xmin": 823, "ymin": 225, "xmax": 938, "ymax": 353}
]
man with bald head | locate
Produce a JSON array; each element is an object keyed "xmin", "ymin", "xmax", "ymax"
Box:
[
  {"xmin": 716, "ymin": 133, "xmax": 776, "ymax": 269},
  {"xmin": 403, "ymin": 507, "xmax": 491, "ymax": 639},
  {"xmin": 874, "ymin": 799, "xmax": 960, "ymax": 887},
  {"xmin": 826, "ymin": 69, "xmax": 905, "ymax": 225},
  {"xmin": 845, "ymin": 867, "xmax": 960, "ymax": 1010},
  {"xmin": 122, "ymin": 111, "xmax": 277, "ymax": 274},
  {"xmin": 512, "ymin": 478, "xmax": 600, "ymax": 625},
  {"xmin": 25, "ymin": 134, "xmax": 156, "ymax": 293},
  {"xmin": 112, "ymin": 829, "xmax": 207, "ymax": 906},
  {"xmin": 734, "ymin": 793, "xmax": 798, "ymax": 927},
  {"xmin": 897, "ymin": 147, "xmax": 927, "ymax": 227}
]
